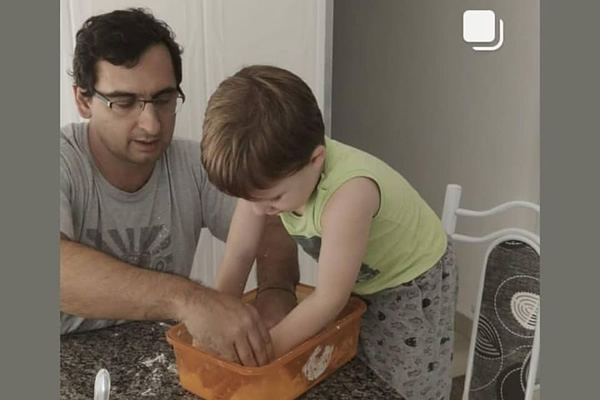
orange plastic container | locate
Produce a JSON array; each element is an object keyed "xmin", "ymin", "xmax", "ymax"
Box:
[{"xmin": 166, "ymin": 284, "xmax": 367, "ymax": 400}]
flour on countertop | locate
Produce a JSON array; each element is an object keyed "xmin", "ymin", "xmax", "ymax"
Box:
[{"xmin": 140, "ymin": 353, "xmax": 166, "ymax": 367}]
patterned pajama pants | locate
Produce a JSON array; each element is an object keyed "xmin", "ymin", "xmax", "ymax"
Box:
[{"xmin": 356, "ymin": 240, "xmax": 459, "ymax": 400}]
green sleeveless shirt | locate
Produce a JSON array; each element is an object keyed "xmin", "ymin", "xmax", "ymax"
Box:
[{"xmin": 280, "ymin": 137, "xmax": 447, "ymax": 295}]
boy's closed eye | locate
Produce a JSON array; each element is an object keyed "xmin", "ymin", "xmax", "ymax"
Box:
[{"xmin": 253, "ymin": 194, "xmax": 282, "ymax": 203}]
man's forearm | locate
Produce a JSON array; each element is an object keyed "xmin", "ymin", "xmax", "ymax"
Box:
[
  {"xmin": 255, "ymin": 215, "xmax": 299, "ymax": 293},
  {"xmin": 60, "ymin": 238, "xmax": 203, "ymax": 321}
]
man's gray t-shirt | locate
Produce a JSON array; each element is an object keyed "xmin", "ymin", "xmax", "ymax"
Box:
[{"xmin": 60, "ymin": 122, "xmax": 236, "ymax": 333}]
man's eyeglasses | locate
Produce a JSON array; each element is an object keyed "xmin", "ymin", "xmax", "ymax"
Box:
[{"xmin": 92, "ymin": 88, "xmax": 186, "ymax": 117}]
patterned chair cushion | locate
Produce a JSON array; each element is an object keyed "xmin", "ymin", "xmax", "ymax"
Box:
[{"xmin": 468, "ymin": 240, "xmax": 540, "ymax": 400}]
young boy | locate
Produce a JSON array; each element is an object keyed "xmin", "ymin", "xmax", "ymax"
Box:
[{"xmin": 200, "ymin": 65, "xmax": 458, "ymax": 400}]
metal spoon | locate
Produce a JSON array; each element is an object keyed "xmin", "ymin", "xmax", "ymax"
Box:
[{"xmin": 93, "ymin": 368, "xmax": 111, "ymax": 400}]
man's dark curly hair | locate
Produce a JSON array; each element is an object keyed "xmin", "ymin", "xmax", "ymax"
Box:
[{"xmin": 70, "ymin": 8, "xmax": 184, "ymax": 96}]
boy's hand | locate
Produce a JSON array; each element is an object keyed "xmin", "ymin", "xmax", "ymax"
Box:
[
  {"xmin": 253, "ymin": 288, "xmax": 298, "ymax": 329},
  {"xmin": 180, "ymin": 288, "xmax": 274, "ymax": 366}
]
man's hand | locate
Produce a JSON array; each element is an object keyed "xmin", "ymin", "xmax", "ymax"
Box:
[
  {"xmin": 180, "ymin": 288, "xmax": 274, "ymax": 367},
  {"xmin": 252, "ymin": 288, "xmax": 298, "ymax": 330}
]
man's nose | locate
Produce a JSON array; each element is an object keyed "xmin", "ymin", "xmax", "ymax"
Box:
[{"xmin": 137, "ymin": 103, "xmax": 161, "ymax": 136}]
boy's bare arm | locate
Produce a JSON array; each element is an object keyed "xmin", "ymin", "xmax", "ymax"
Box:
[
  {"xmin": 60, "ymin": 234, "xmax": 272, "ymax": 367},
  {"xmin": 269, "ymin": 177, "xmax": 380, "ymax": 356},
  {"xmin": 216, "ymin": 199, "xmax": 268, "ymax": 297}
]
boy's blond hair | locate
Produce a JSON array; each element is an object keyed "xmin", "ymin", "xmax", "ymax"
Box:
[{"xmin": 201, "ymin": 65, "xmax": 325, "ymax": 199}]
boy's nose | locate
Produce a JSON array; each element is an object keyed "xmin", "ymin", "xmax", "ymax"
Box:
[
  {"xmin": 251, "ymin": 203, "xmax": 266, "ymax": 215},
  {"xmin": 252, "ymin": 202, "xmax": 274, "ymax": 216}
]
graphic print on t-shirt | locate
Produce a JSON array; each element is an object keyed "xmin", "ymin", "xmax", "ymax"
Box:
[
  {"xmin": 85, "ymin": 225, "xmax": 173, "ymax": 270},
  {"xmin": 292, "ymin": 235, "xmax": 380, "ymax": 283}
]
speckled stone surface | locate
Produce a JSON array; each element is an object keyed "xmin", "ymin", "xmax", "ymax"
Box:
[{"xmin": 60, "ymin": 320, "xmax": 404, "ymax": 399}]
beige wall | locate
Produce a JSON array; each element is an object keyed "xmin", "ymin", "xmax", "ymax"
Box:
[{"xmin": 331, "ymin": 0, "xmax": 539, "ymax": 317}]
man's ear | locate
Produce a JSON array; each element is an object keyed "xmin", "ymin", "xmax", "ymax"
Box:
[{"xmin": 73, "ymin": 86, "xmax": 93, "ymax": 119}]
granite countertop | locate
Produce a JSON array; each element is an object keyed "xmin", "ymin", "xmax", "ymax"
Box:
[{"xmin": 61, "ymin": 321, "xmax": 404, "ymax": 399}]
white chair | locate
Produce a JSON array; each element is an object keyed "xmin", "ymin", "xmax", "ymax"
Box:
[{"xmin": 441, "ymin": 184, "xmax": 540, "ymax": 400}]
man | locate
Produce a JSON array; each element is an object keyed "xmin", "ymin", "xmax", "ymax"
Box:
[{"xmin": 60, "ymin": 8, "xmax": 299, "ymax": 367}]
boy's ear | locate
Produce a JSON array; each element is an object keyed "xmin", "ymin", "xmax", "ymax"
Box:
[
  {"xmin": 73, "ymin": 86, "xmax": 93, "ymax": 119},
  {"xmin": 310, "ymin": 144, "xmax": 326, "ymax": 167}
]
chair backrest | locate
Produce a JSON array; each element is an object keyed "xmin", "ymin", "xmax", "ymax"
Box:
[{"xmin": 441, "ymin": 184, "xmax": 540, "ymax": 400}]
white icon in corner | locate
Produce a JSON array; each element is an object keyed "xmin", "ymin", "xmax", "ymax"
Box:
[{"xmin": 463, "ymin": 10, "xmax": 504, "ymax": 52}]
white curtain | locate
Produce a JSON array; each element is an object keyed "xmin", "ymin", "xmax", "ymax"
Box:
[{"xmin": 60, "ymin": 0, "xmax": 332, "ymax": 288}]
